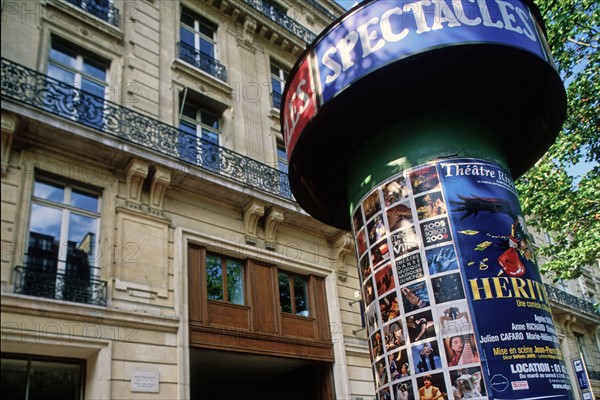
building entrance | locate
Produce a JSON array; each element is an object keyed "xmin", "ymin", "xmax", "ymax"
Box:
[{"xmin": 190, "ymin": 348, "xmax": 334, "ymax": 399}]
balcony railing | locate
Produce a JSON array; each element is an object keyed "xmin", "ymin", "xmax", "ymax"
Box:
[
  {"xmin": 545, "ymin": 284, "xmax": 600, "ymax": 317},
  {"xmin": 177, "ymin": 42, "xmax": 228, "ymax": 82},
  {"xmin": 1, "ymin": 58, "xmax": 293, "ymax": 201},
  {"xmin": 305, "ymin": 0, "xmax": 337, "ymax": 21},
  {"xmin": 242, "ymin": 0, "xmax": 317, "ymax": 43},
  {"xmin": 64, "ymin": 0, "xmax": 119, "ymax": 27},
  {"xmin": 14, "ymin": 266, "xmax": 108, "ymax": 306}
]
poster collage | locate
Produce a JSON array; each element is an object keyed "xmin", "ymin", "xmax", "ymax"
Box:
[{"xmin": 352, "ymin": 164, "xmax": 487, "ymax": 400}]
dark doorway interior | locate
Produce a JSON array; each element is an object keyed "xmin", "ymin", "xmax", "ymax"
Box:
[{"xmin": 190, "ymin": 348, "xmax": 335, "ymax": 399}]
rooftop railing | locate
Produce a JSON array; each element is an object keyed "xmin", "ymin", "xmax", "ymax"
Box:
[
  {"xmin": 1, "ymin": 58, "xmax": 293, "ymax": 201},
  {"xmin": 242, "ymin": 0, "xmax": 317, "ymax": 43}
]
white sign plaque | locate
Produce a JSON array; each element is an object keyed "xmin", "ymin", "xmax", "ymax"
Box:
[{"xmin": 131, "ymin": 371, "xmax": 159, "ymax": 393}]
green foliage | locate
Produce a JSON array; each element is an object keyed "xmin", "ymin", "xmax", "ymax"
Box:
[{"xmin": 515, "ymin": 0, "xmax": 599, "ymax": 281}]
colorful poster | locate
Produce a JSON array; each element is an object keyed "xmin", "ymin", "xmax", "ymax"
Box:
[
  {"xmin": 351, "ymin": 158, "xmax": 573, "ymax": 400},
  {"xmin": 438, "ymin": 158, "xmax": 573, "ymax": 399}
]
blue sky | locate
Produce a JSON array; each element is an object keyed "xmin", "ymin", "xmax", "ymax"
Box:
[{"xmin": 335, "ymin": 1, "xmax": 357, "ymax": 11}]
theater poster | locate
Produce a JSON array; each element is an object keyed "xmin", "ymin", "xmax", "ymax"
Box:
[{"xmin": 437, "ymin": 158, "xmax": 573, "ymax": 399}]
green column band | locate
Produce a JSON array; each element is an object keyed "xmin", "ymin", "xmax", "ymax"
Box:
[{"xmin": 345, "ymin": 112, "xmax": 509, "ymax": 218}]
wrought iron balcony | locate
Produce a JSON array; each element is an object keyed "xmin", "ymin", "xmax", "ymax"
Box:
[
  {"xmin": 1, "ymin": 58, "xmax": 293, "ymax": 201},
  {"xmin": 14, "ymin": 266, "xmax": 108, "ymax": 307},
  {"xmin": 177, "ymin": 42, "xmax": 228, "ymax": 82},
  {"xmin": 305, "ymin": 0, "xmax": 337, "ymax": 21},
  {"xmin": 242, "ymin": 0, "xmax": 317, "ymax": 43},
  {"xmin": 63, "ymin": 0, "xmax": 119, "ymax": 27},
  {"xmin": 545, "ymin": 284, "xmax": 599, "ymax": 317}
]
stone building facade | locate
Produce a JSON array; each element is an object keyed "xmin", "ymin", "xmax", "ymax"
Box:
[
  {"xmin": 1, "ymin": 1, "xmax": 374, "ymax": 398},
  {"xmin": 1, "ymin": 1, "xmax": 598, "ymax": 399}
]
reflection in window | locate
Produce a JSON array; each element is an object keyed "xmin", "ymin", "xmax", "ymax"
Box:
[
  {"xmin": 278, "ymin": 271, "xmax": 309, "ymax": 317},
  {"xmin": 1, "ymin": 355, "xmax": 84, "ymax": 400},
  {"xmin": 277, "ymin": 143, "xmax": 291, "ymax": 198},
  {"xmin": 46, "ymin": 37, "xmax": 108, "ymax": 129},
  {"xmin": 270, "ymin": 61, "xmax": 288, "ymax": 109},
  {"xmin": 206, "ymin": 253, "xmax": 244, "ymax": 305},
  {"xmin": 178, "ymin": 97, "xmax": 221, "ymax": 171},
  {"xmin": 24, "ymin": 175, "xmax": 100, "ymax": 302},
  {"xmin": 178, "ymin": 7, "xmax": 227, "ymax": 80}
]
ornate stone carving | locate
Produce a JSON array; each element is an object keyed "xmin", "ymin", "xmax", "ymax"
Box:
[
  {"xmin": 243, "ymin": 200, "xmax": 265, "ymax": 245},
  {"xmin": 334, "ymin": 231, "xmax": 354, "ymax": 281},
  {"xmin": 1, "ymin": 111, "xmax": 19, "ymax": 175},
  {"xmin": 265, "ymin": 207, "xmax": 284, "ymax": 250},
  {"xmin": 125, "ymin": 158, "xmax": 149, "ymax": 204},
  {"xmin": 149, "ymin": 166, "xmax": 171, "ymax": 210}
]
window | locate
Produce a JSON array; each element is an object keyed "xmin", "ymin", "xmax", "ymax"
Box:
[
  {"xmin": 206, "ymin": 253, "xmax": 244, "ymax": 305},
  {"xmin": 1, "ymin": 354, "xmax": 85, "ymax": 400},
  {"xmin": 179, "ymin": 8, "xmax": 226, "ymax": 81},
  {"xmin": 278, "ymin": 271, "xmax": 309, "ymax": 316},
  {"xmin": 575, "ymin": 333, "xmax": 591, "ymax": 368},
  {"xmin": 22, "ymin": 175, "xmax": 100, "ymax": 303},
  {"xmin": 270, "ymin": 62, "xmax": 289, "ymax": 109},
  {"xmin": 46, "ymin": 38, "xmax": 108, "ymax": 129},
  {"xmin": 179, "ymin": 98, "xmax": 221, "ymax": 171},
  {"xmin": 277, "ymin": 143, "xmax": 291, "ymax": 197}
]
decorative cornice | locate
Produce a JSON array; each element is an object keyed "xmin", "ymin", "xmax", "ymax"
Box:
[
  {"xmin": 243, "ymin": 200, "xmax": 265, "ymax": 244},
  {"xmin": 125, "ymin": 158, "xmax": 149, "ymax": 204},
  {"xmin": 557, "ymin": 314, "xmax": 576, "ymax": 334},
  {"xmin": 1, "ymin": 111, "xmax": 19, "ymax": 175},
  {"xmin": 243, "ymin": 17, "xmax": 258, "ymax": 46},
  {"xmin": 334, "ymin": 231, "xmax": 354, "ymax": 281},
  {"xmin": 265, "ymin": 207, "xmax": 284, "ymax": 250},
  {"xmin": 149, "ymin": 165, "xmax": 171, "ymax": 210}
]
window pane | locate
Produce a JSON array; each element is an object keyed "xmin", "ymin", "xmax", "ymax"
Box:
[
  {"xmin": 199, "ymin": 22, "xmax": 214, "ymax": 39},
  {"xmin": 271, "ymin": 77, "xmax": 283, "ymax": 95},
  {"xmin": 70, "ymin": 189, "xmax": 99, "ymax": 212},
  {"xmin": 33, "ymin": 180, "xmax": 65, "ymax": 203},
  {"xmin": 47, "ymin": 64, "xmax": 76, "ymax": 85},
  {"xmin": 206, "ymin": 254, "xmax": 223, "ymax": 301},
  {"xmin": 199, "ymin": 39, "xmax": 214, "ymax": 57},
  {"xmin": 278, "ymin": 272, "xmax": 292, "ymax": 314},
  {"xmin": 179, "ymin": 118, "xmax": 196, "ymax": 132},
  {"xmin": 82, "ymin": 58, "xmax": 106, "ymax": 81},
  {"xmin": 201, "ymin": 129, "xmax": 219, "ymax": 144},
  {"xmin": 1, "ymin": 358, "xmax": 28, "ymax": 400},
  {"xmin": 67, "ymin": 213, "xmax": 97, "ymax": 270},
  {"xmin": 182, "ymin": 103, "xmax": 197, "ymax": 120},
  {"xmin": 180, "ymin": 27, "xmax": 195, "ymax": 47},
  {"xmin": 270, "ymin": 64, "xmax": 280, "ymax": 76},
  {"xmin": 81, "ymin": 77, "xmax": 105, "ymax": 98},
  {"xmin": 226, "ymin": 259, "xmax": 243, "ymax": 305},
  {"xmin": 28, "ymin": 360, "xmax": 82, "ymax": 400},
  {"xmin": 201, "ymin": 113, "xmax": 219, "ymax": 129},
  {"xmin": 293, "ymin": 277, "xmax": 309, "ymax": 316},
  {"xmin": 49, "ymin": 45, "xmax": 76, "ymax": 68},
  {"xmin": 28, "ymin": 203, "xmax": 62, "ymax": 248},
  {"xmin": 181, "ymin": 11, "xmax": 194, "ymax": 28}
]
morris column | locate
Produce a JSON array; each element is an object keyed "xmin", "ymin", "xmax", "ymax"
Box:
[{"xmin": 281, "ymin": 0, "xmax": 574, "ymax": 399}]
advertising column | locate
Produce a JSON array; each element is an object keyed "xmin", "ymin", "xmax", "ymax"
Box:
[
  {"xmin": 351, "ymin": 159, "xmax": 572, "ymax": 399},
  {"xmin": 280, "ymin": 0, "xmax": 572, "ymax": 399}
]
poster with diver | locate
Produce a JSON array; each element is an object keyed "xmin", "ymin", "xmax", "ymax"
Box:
[{"xmin": 436, "ymin": 158, "xmax": 573, "ymax": 399}]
